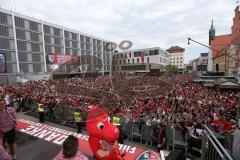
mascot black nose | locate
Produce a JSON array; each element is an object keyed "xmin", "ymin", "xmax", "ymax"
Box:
[{"xmin": 100, "ymin": 125, "xmax": 104, "ymax": 129}]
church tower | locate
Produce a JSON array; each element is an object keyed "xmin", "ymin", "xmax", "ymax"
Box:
[
  {"xmin": 208, "ymin": 19, "xmax": 215, "ymax": 71},
  {"xmin": 209, "ymin": 19, "xmax": 216, "ymax": 45}
]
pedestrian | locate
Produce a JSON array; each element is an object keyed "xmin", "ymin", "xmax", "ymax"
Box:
[
  {"xmin": 74, "ymin": 110, "xmax": 82, "ymax": 133},
  {"xmin": 0, "ymin": 95, "xmax": 17, "ymax": 160},
  {"xmin": 53, "ymin": 135, "xmax": 88, "ymax": 160},
  {"xmin": 38, "ymin": 103, "xmax": 45, "ymax": 123}
]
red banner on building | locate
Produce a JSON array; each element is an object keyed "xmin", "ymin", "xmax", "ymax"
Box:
[
  {"xmin": 46, "ymin": 53, "xmax": 80, "ymax": 65},
  {"xmin": 16, "ymin": 119, "xmax": 164, "ymax": 160}
]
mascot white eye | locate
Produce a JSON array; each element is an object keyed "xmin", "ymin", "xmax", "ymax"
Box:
[
  {"xmin": 108, "ymin": 117, "xmax": 111, "ymax": 123},
  {"xmin": 97, "ymin": 122, "xmax": 105, "ymax": 130}
]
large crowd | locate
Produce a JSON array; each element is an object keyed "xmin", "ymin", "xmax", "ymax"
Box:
[{"xmin": 0, "ymin": 73, "xmax": 240, "ymax": 159}]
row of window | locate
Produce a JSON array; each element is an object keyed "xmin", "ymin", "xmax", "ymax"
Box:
[
  {"xmin": 0, "ymin": 37, "xmax": 106, "ymax": 58},
  {"xmin": 170, "ymin": 54, "xmax": 183, "ymax": 56},
  {"xmin": 170, "ymin": 61, "xmax": 183, "ymax": 64},
  {"xmin": 0, "ymin": 12, "xmax": 109, "ymax": 48},
  {"xmin": 17, "ymin": 40, "xmax": 42, "ymax": 52},
  {"xmin": 16, "ymin": 29, "xmax": 41, "ymax": 42},
  {"xmin": 170, "ymin": 57, "xmax": 183, "ymax": 60},
  {"xmin": 15, "ymin": 17, "xmax": 41, "ymax": 32},
  {"xmin": 19, "ymin": 63, "xmax": 44, "ymax": 73},
  {"xmin": 114, "ymin": 50, "xmax": 169, "ymax": 59},
  {"xmin": 113, "ymin": 57, "xmax": 149, "ymax": 65},
  {"xmin": 18, "ymin": 52, "xmax": 43, "ymax": 62}
]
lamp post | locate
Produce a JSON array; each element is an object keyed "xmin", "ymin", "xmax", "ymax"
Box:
[
  {"xmin": 188, "ymin": 38, "xmax": 240, "ymax": 74},
  {"xmin": 188, "ymin": 37, "xmax": 240, "ymax": 62}
]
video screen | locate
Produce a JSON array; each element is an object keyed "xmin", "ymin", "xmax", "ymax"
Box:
[{"xmin": 0, "ymin": 53, "xmax": 7, "ymax": 73}]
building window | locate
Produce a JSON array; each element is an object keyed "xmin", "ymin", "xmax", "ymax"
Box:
[
  {"xmin": 15, "ymin": 17, "xmax": 24, "ymax": 28},
  {"xmin": 137, "ymin": 58, "xmax": 139, "ymax": 63},
  {"xmin": 149, "ymin": 50, "xmax": 159, "ymax": 55},
  {"xmin": 124, "ymin": 60, "xmax": 126, "ymax": 64},
  {"xmin": 129, "ymin": 52, "xmax": 131, "ymax": 57},
  {"xmin": 180, "ymin": 57, "xmax": 183, "ymax": 60},
  {"xmin": 30, "ymin": 21, "xmax": 39, "ymax": 31},
  {"xmin": 128, "ymin": 59, "xmax": 130, "ymax": 64},
  {"xmin": 0, "ymin": 13, "xmax": 8, "ymax": 24},
  {"xmin": 147, "ymin": 57, "xmax": 149, "ymax": 63},
  {"xmin": 132, "ymin": 59, "xmax": 134, "ymax": 64},
  {"xmin": 119, "ymin": 60, "xmax": 121, "ymax": 65}
]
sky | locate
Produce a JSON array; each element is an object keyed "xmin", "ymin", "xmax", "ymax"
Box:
[{"xmin": 0, "ymin": 0, "xmax": 238, "ymax": 63}]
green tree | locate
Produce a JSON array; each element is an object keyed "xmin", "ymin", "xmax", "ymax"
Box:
[{"xmin": 166, "ymin": 65, "xmax": 179, "ymax": 75}]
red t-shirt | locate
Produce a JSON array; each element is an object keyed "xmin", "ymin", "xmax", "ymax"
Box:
[
  {"xmin": 213, "ymin": 119, "xmax": 219, "ymax": 126},
  {"xmin": 223, "ymin": 120, "xmax": 231, "ymax": 131}
]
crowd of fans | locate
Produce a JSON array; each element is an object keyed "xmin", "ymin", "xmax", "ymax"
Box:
[{"xmin": 0, "ymin": 73, "xmax": 240, "ymax": 159}]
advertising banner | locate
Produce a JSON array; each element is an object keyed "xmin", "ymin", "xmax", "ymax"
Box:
[
  {"xmin": 46, "ymin": 53, "xmax": 80, "ymax": 65},
  {"xmin": 0, "ymin": 53, "xmax": 7, "ymax": 73}
]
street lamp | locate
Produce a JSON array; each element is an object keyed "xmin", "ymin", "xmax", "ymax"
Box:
[
  {"xmin": 187, "ymin": 37, "xmax": 240, "ymax": 62},
  {"xmin": 188, "ymin": 37, "xmax": 240, "ymax": 75}
]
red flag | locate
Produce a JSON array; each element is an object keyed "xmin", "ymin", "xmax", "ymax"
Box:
[{"xmin": 140, "ymin": 53, "xmax": 144, "ymax": 62}]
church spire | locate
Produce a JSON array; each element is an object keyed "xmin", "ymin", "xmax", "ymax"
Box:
[{"xmin": 209, "ymin": 19, "xmax": 216, "ymax": 45}]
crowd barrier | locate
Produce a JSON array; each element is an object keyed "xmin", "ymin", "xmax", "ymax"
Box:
[
  {"xmin": 201, "ymin": 125, "xmax": 233, "ymax": 160},
  {"xmin": 12, "ymin": 99, "xmax": 236, "ymax": 159}
]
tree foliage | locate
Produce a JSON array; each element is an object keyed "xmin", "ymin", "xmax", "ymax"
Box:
[{"xmin": 166, "ymin": 65, "xmax": 179, "ymax": 75}]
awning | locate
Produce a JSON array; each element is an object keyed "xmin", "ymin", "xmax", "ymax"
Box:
[{"xmin": 203, "ymin": 83, "xmax": 214, "ymax": 87}]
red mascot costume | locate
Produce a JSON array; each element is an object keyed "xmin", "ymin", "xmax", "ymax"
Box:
[{"xmin": 86, "ymin": 106, "xmax": 124, "ymax": 160}]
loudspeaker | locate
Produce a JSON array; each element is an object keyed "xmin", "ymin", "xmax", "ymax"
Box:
[{"xmin": 165, "ymin": 149, "xmax": 185, "ymax": 160}]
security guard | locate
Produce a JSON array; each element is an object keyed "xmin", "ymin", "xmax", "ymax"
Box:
[
  {"xmin": 113, "ymin": 116, "xmax": 121, "ymax": 126},
  {"xmin": 74, "ymin": 111, "xmax": 82, "ymax": 133},
  {"xmin": 38, "ymin": 103, "xmax": 45, "ymax": 123},
  {"xmin": 113, "ymin": 116, "xmax": 124, "ymax": 144}
]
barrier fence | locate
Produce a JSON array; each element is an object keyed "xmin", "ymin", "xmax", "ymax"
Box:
[
  {"xmin": 12, "ymin": 99, "xmax": 237, "ymax": 159},
  {"xmin": 201, "ymin": 125, "xmax": 233, "ymax": 160}
]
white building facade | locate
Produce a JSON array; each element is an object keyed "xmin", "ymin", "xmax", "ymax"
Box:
[
  {"xmin": 0, "ymin": 8, "xmax": 113, "ymax": 79},
  {"xmin": 166, "ymin": 46, "xmax": 185, "ymax": 69},
  {"xmin": 112, "ymin": 47, "xmax": 170, "ymax": 73}
]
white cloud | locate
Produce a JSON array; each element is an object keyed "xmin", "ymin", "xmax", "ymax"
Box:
[{"xmin": 0, "ymin": 0, "xmax": 237, "ymax": 63}]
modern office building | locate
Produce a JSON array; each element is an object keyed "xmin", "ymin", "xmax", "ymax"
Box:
[
  {"xmin": 0, "ymin": 8, "xmax": 113, "ymax": 80},
  {"xmin": 166, "ymin": 46, "xmax": 185, "ymax": 70},
  {"xmin": 112, "ymin": 47, "xmax": 170, "ymax": 73}
]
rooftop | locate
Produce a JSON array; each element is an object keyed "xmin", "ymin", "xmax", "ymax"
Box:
[
  {"xmin": 211, "ymin": 34, "xmax": 232, "ymax": 58},
  {"xmin": 166, "ymin": 46, "xmax": 185, "ymax": 53}
]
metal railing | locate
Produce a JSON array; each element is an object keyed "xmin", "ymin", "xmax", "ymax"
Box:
[{"xmin": 201, "ymin": 125, "xmax": 233, "ymax": 160}]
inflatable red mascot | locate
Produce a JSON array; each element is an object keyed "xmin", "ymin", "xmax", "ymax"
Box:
[{"xmin": 86, "ymin": 106, "xmax": 124, "ymax": 160}]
